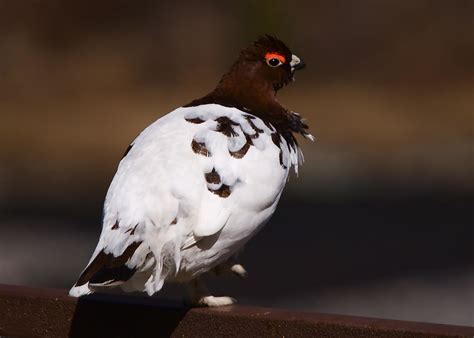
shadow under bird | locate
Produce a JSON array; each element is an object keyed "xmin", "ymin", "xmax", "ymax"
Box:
[{"xmin": 70, "ymin": 35, "xmax": 313, "ymax": 306}]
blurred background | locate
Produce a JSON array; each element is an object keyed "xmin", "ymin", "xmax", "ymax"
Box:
[{"xmin": 0, "ymin": 0, "xmax": 472, "ymax": 326}]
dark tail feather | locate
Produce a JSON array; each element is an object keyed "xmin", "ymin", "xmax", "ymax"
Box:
[{"xmin": 75, "ymin": 241, "xmax": 142, "ymax": 287}]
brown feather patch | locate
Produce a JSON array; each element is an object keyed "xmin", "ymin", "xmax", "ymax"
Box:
[
  {"xmin": 263, "ymin": 120, "xmax": 274, "ymax": 131},
  {"xmin": 75, "ymin": 241, "xmax": 142, "ymax": 286},
  {"xmin": 271, "ymin": 132, "xmax": 281, "ymax": 147},
  {"xmin": 191, "ymin": 139, "xmax": 210, "ymax": 156},
  {"xmin": 185, "ymin": 117, "xmax": 205, "ymax": 124},
  {"xmin": 245, "ymin": 115, "xmax": 264, "ymax": 134},
  {"xmin": 279, "ymin": 151, "xmax": 287, "ymax": 169},
  {"xmin": 216, "ymin": 116, "xmax": 239, "ymax": 137},
  {"xmin": 125, "ymin": 224, "xmax": 138, "ymax": 235},
  {"xmin": 210, "ymin": 184, "xmax": 231, "ymax": 198},
  {"xmin": 271, "ymin": 132, "xmax": 286, "ymax": 168},
  {"xmin": 205, "ymin": 168, "xmax": 221, "ymax": 184},
  {"xmin": 111, "ymin": 221, "xmax": 119, "ymax": 230},
  {"xmin": 230, "ymin": 134, "xmax": 253, "ymax": 159},
  {"xmin": 205, "ymin": 168, "xmax": 231, "ymax": 197}
]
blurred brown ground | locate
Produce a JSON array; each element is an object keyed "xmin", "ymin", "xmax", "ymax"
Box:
[{"xmin": 0, "ymin": 0, "xmax": 472, "ymax": 325}]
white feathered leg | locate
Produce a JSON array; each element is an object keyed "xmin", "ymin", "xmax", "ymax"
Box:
[
  {"xmin": 212, "ymin": 257, "xmax": 248, "ymax": 279},
  {"xmin": 188, "ymin": 277, "xmax": 235, "ymax": 307},
  {"xmin": 230, "ymin": 263, "xmax": 248, "ymax": 279}
]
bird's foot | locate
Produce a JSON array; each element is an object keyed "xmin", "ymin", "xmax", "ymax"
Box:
[
  {"xmin": 212, "ymin": 259, "xmax": 248, "ymax": 279},
  {"xmin": 187, "ymin": 277, "xmax": 236, "ymax": 307},
  {"xmin": 194, "ymin": 295, "xmax": 236, "ymax": 307},
  {"xmin": 230, "ymin": 263, "xmax": 248, "ymax": 279}
]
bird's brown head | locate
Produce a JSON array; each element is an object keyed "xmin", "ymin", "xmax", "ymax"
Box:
[
  {"xmin": 190, "ymin": 35, "xmax": 305, "ymax": 110},
  {"xmin": 186, "ymin": 35, "xmax": 311, "ymax": 141},
  {"xmin": 229, "ymin": 35, "xmax": 306, "ymax": 92}
]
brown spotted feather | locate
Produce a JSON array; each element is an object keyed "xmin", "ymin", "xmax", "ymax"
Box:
[{"xmin": 191, "ymin": 139, "xmax": 210, "ymax": 156}]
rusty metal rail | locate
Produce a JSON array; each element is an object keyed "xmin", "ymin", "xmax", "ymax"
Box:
[{"xmin": 0, "ymin": 284, "xmax": 472, "ymax": 337}]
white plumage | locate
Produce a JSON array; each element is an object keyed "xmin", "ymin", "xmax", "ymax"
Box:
[
  {"xmin": 69, "ymin": 104, "xmax": 302, "ymax": 299},
  {"xmin": 69, "ymin": 35, "xmax": 312, "ymax": 306}
]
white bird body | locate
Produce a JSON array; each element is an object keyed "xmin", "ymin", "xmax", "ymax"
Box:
[
  {"xmin": 70, "ymin": 104, "xmax": 301, "ymax": 297},
  {"xmin": 70, "ymin": 36, "xmax": 312, "ymax": 305}
]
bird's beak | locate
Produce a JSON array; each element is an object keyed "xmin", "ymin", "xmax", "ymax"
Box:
[{"xmin": 290, "ymin": 54, "xmax": 305, "ymax": 72}]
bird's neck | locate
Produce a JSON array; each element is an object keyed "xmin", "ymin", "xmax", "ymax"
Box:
[{"xmin": 185, "ymin": 69, "xmax": 290, "ymax": 127}]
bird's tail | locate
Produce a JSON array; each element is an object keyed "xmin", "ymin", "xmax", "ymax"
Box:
[
  {"xmin": 69, "ymin": 283, "xmax": 93, "ymax": 297},
  {"xmin": 68, "ymin": 241, "xmax": 143, "ymax": 297}
]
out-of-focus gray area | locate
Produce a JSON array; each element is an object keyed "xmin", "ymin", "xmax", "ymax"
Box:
[{"xmin": 0, "ymin": 1, "xmax": 472, "ymax": 326}]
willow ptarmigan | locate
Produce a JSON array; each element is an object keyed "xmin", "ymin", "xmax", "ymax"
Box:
[{"xmin": 69, "ymin": 35, "xmax": 313, "ymax": 306}]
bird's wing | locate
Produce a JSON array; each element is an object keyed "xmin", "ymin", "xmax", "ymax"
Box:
[
  {"xmin": 193, "ymin": 194, "xmax": 231, "ymax": 238},
  {"xmin": 72, "ymin": 108, "xmax": 201, "ymax": 292}
]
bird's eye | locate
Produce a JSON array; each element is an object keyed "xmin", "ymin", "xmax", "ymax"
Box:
[
  {"xmin": 267, "ymin": 58, "xmax": 282, "ymax": 67},
  {"xmin": 265, "ymin": 52, "xmax": 286, "ymax": 68}
]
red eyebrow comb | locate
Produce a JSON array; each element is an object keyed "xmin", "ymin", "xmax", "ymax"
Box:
[{"xmin": 265, "ymin": 52, "xmax": 286, "ymax": 63}]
